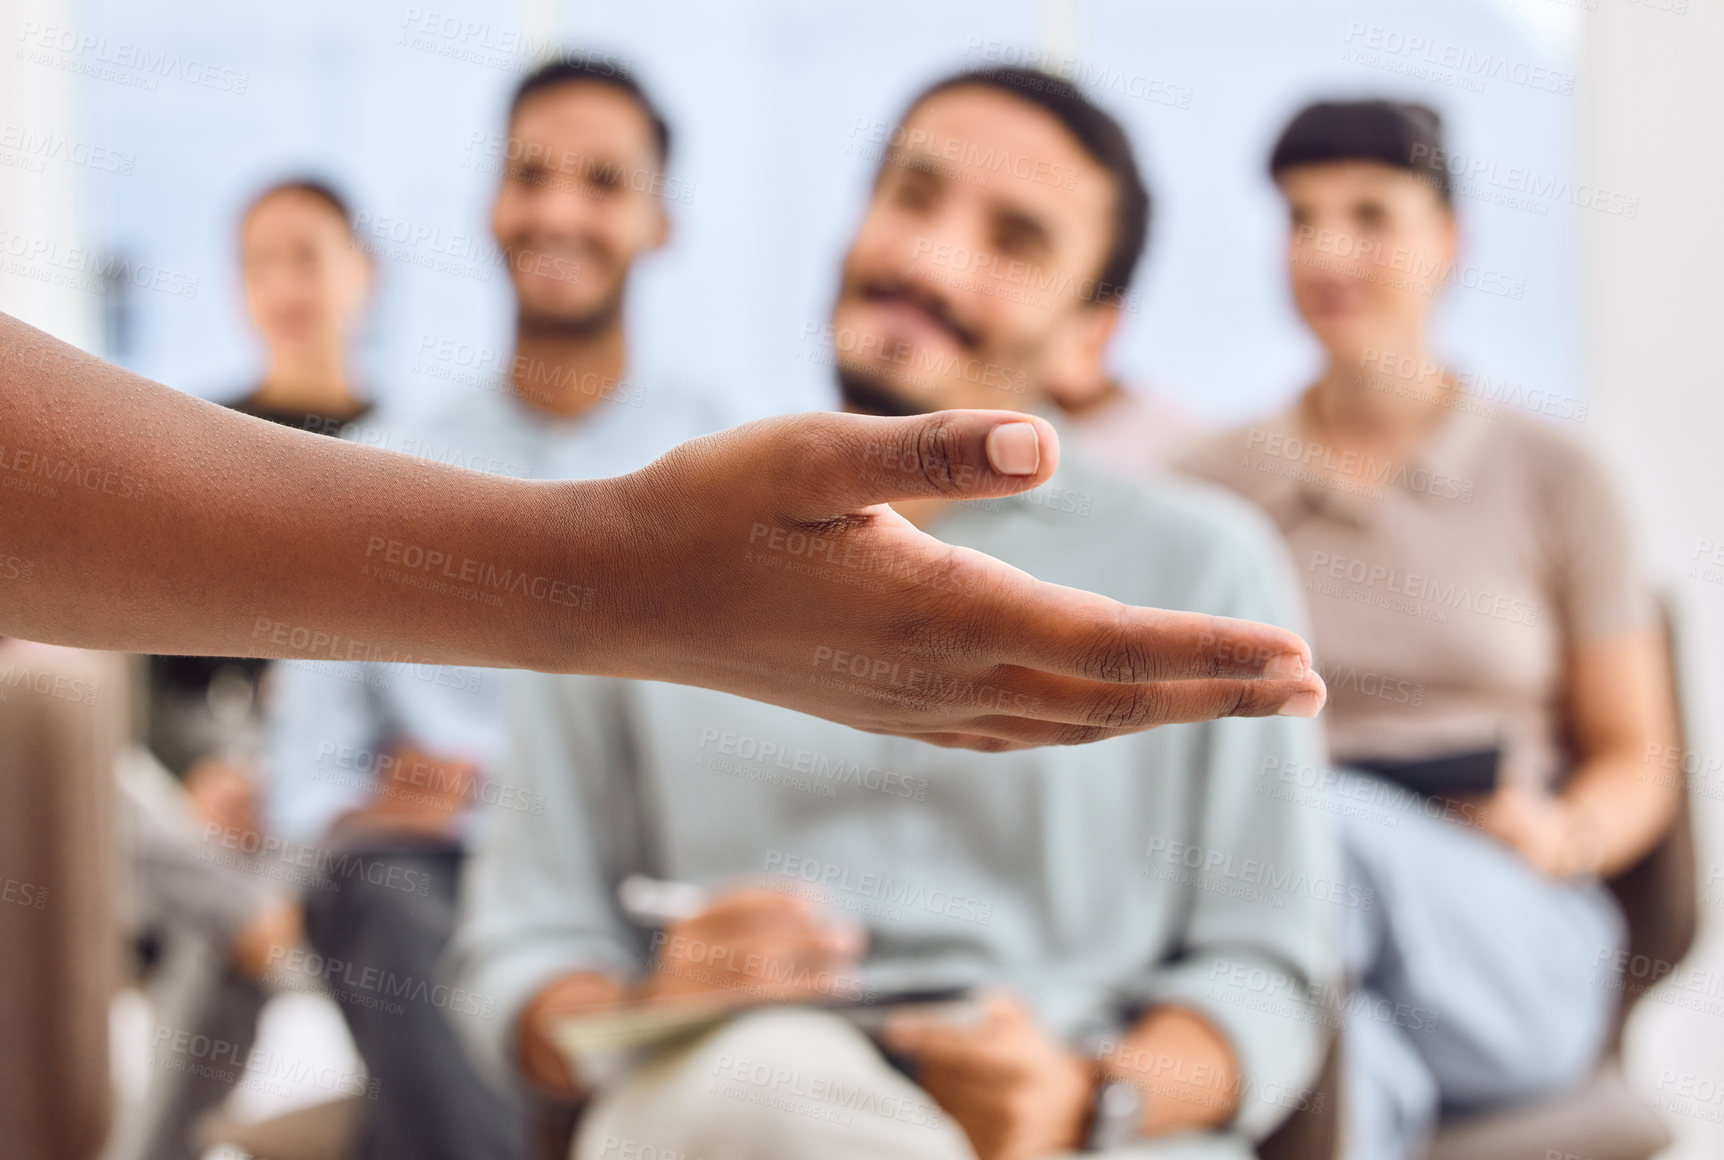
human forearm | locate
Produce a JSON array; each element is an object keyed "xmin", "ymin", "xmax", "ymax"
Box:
[
  {"xmin": 1, "ymin": 314, "xmax": 605, "ymax": 672},
  {"xmin": 1556, "ymin": 631, "xmax": 1681, "ymax": 878},
  {"xmin": 1102, "ymin": 1005, "xmax": 1240, "ymax": 1137},
  {"xmin": 5, "ymin": 311, "xmax": 1327, "ymax": 749},
  {"xmin": 1559, "ymin": 749, "xmax": 1680, "ymax": 877}
]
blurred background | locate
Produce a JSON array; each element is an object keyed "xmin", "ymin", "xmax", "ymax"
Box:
[{"xmin": 3, "ymin": 0, "xmax": 1720, "ymax": 1157}]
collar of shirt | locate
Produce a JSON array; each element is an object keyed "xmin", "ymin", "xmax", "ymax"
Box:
[{"xmin": 1250, "ymin": 395, "xmax": 1493, "ymax": 532}]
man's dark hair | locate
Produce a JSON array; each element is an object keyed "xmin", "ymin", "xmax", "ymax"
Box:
[
  {"xmin": 899, "ymin": 66, "xmax": 1152, "ymax": 304},
  {"xmin": 245, "ymin": 178, "xmax": 354, "ymax": 231},
  {"xmin": 1269, "ymin": 99, "xmax": 1451, "ymax": 204},
  {"xmin": 509, "ymin": 53, "xmax": 671, "ymax": 164}
]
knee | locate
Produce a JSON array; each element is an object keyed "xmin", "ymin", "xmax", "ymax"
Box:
[{"xmin": 697, "ymin": 1008, "xmax": 877, "ymax": 1079}]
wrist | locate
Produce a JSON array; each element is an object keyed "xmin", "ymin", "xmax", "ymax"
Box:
[
  {"xmin": 1082, "ymin": 1053, "xmax": 1142, "ymax": 1151},
  {"xmin": 516, "ymin": 971, "xmax": 630, "ymax": 1099},
  {"xmin": 516, "ymin": 476, "xmax": 628, "ymax": 676},
  {"xmin": 1556, "ymin": 798, "xmax": 1607, "ymax": 877}
]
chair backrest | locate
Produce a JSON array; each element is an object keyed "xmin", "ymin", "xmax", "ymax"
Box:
[
  {"xmin": 1603, "ymin": 596, "xmax": 1699, "ymax": 1050},
  {"xmin": 1259, "ymin": 597, "xmax": 1697, "ymax": 1159}
]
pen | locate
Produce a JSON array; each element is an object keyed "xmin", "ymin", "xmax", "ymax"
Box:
[{"xmin": 617, "ymin": 873, "xmax": 709, "ymax": 926}]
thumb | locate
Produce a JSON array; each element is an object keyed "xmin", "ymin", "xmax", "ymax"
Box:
[{"xmin": 761, "ymin": 410, "xmax": 1058, "ymax": 520}]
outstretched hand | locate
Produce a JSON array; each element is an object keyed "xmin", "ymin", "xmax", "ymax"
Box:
[{"xmin": 584, "ymin": 409, "xmax": 1325, "ymax": 750}]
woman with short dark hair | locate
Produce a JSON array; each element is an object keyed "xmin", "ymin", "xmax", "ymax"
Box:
[{"xmin": 1183, "ymin": 99, "xmax": 1681, "ymax": 1159}]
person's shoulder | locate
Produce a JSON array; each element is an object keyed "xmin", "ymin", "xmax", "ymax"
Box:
[
  {"xmin": 1482, "ymin": 406, "xmax": 1598, "ymax": 464},
  {"xmin": 1174, "ymin": 414, "xmax": 1294, "ymax": 500},
  {"xmin": 628, "ymin": 376, "xmax": 765, "ymax": 442},
  {"xmin": 1060, "ymin": 453, "xmax": 1295, "ymax": 593},
  {"xmin": 1479, "ymin": 408, "xmax": 1629, "ymax": 533}
]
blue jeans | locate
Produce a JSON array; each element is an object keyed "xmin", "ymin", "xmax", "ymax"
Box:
[{"xmin": 1330, "ymin": 772, "xmax": 1625, "ymax": 1160}]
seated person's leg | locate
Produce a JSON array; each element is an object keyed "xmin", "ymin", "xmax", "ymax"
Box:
[
  {"xmin": 575, "ymin": 1008, "xmax": 972, "ymax": 1160},
  {"xmin": 1336, "ymin": 772, "xmax": 1625, "ymax": 1111},
  {"xmin": 302, "ymin": 841, "xmax": 527, "ymax": 1160},
  {"xmin": 117, "ymin": 749, "xmax": 286, "ymax": 1160},
  {"xmin": 1339, "ymin": 984, "xmax": 1440, "ymax": 1160},
  {"xmin": 130, "ymin": 930, "xmax": 268, "ymax": 1160}
]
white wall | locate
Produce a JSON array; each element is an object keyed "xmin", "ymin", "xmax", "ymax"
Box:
[
  {"xmin": 1581, "ymin": 3, "xmax": 1724, "ymax": 1156},
  {"xmin": 0, "ymin": 0, "xmax": 99, "ymax": 348},
  {"xmin": 60, "ymin": 0, "xmax": 1580, "ymax": 429}
]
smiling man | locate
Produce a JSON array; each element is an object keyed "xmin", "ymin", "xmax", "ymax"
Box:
[
  {"xmin": 453, "ymin": 68, "xmax": 1336, "ymax": 1160},
  {"xmin": 257, "ymin": 56, "xmax": 743, "ymax": 1160}
]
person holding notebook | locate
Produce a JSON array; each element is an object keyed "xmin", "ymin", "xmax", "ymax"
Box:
[{"xmin": 451, "ymin": 67, "xmax": 1338, "ymax": 1160}]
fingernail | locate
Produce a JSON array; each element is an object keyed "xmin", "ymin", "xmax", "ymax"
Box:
[
  {"xmin": 1262, "ymin": 653, "xmax": 1305, "ymax": 680},
  {"xmin": 1277, "ymin": 689, "xmax": 1323, "ymax": 718},
  {"xmin": 986, "ymin": 422, "xmax": 1041, "ymax": 476}
]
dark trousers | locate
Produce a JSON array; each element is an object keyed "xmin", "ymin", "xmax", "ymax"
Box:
[{"xmin": 303, "ymin": 839, "xmax": 528, "ymax": 1160}]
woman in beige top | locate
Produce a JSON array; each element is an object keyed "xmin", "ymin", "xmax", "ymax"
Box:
[{"xmin": 1182, "ymin": 100, "xmax": 1680, "ymax": 1160}]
